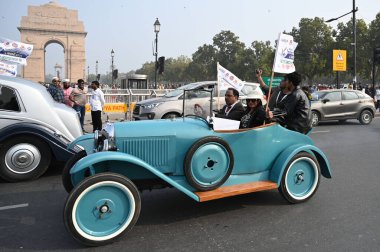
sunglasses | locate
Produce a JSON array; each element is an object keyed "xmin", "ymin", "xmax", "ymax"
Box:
[{"xmin": 247, "ymin": 99, "xmax": 259, "ymax": 102}]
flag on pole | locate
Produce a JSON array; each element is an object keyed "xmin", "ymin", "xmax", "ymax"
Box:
[
  {"xmin": 0, "ymin": 37, "xmax": 34, "ymax": 66},
  {"xmin": 0, "ymin": 62, "xmax": 17, "ymax": 77},
  {"xmin": 272, "ymin": 33, "xmax": 298, "ymax": 74},
  {"xmin": 217, "ymin": 62, "xmax": 244, "ymax": 92}
]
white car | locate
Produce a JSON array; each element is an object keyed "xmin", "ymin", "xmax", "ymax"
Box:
[{"xmin": 0, "ymin": 75, "xmax": 82, "ymax": 182}]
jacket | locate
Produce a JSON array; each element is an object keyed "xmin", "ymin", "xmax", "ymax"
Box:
[{"xmin": 215, "ymin": 102, "xmax": 245, "ymax": 121}]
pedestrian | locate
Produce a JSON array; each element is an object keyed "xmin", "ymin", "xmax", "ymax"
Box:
[
  {"xmin": 376, "ymin": 86, "xmax": 380, "ymax": 112},
  {"xmin": 215, "ymin": 88, "xmax": 245, "ymax": 121},
  {"xmin": 239, "ymin": 90, "xmax": 266, "ymax": 129},
  {"xmin": 70, "ymin": 79, "xmax": 87, "ymax": 131},
  {"xmin": 47, "ymin": 77, "xmax": 64, "ymax": 103},
  {"xmin": 62, "ymin": 79, "xmax": 73, "ymax": 107},
  {"xmin": 89, "ymin": 80, "xmax": 105, "ymax": 132}
]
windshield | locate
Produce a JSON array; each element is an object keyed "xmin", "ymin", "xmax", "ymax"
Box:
[
  {"xmin": 164, "ymin": 83, "xmax": 203, "ymax": 98},
  {"xmin": 182, "ymin": 88, "xmax": 213, "ymax": 120}
]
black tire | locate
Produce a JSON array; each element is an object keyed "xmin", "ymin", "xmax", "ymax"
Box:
[
  {"xmin": 278, "ymin": 152, "xmax": 321, "ymax": 204},
  {"xmin": 311, "ymin": 111, "xmax": 320, "ymax": 127},
  {"xmin": 0, "ymin": 136, "xmax": 51, "ymax": 182},
  {"xmin": 163, "ymin": 113, "xmax": 180, "ymax": 119},
  {"xmin": 62, "ymin": 150, "xmax": 86, "ymax": 193},
  {"xmin": 64, "ymin": 173, "xmax": 141, "ymax": 246},
  {"xmin": 184, "ymin": 136, "xmax": 234, "ymax": 191},
  {"xmin": 359, "ymin": 110, "xmax": 373, "ymax": 125}
]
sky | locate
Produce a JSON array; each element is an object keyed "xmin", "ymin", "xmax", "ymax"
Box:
[{"xmin": 1, "ymin": 0, "xmax": 380, "ymax": 77}]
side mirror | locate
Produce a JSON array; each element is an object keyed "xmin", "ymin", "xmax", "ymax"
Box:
[{"xmin": 322, "ymin": 99, "xmax": 330, "ymax": 104}]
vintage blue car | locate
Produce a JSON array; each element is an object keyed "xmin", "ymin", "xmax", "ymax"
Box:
[{"xmin": 63, "ymin": 85, "xmax": 331, "ymax": 246}]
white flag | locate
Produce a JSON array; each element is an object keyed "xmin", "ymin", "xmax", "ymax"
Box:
[
  {"xmin": 0, "ymin": 62, "xmax": 17, "ymax": 77},
  {"xmin": 272, "ymin": 33, "xmax": 298, "ymax": 74},
  {"xmin": 0, "ymin": 37, "xmax": 34, "ymax": 65},
  {"xmin": 217, "ymin": 63, "xmax": 244, "ymax": 92}
]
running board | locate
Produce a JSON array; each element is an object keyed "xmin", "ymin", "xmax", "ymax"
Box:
[{"xmin": 195, "ymin": 181, "xmax": 278, "ymax": 202}]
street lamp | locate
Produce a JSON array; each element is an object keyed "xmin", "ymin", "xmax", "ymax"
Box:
[
  {"xmin": 153, "ymin": 18, "xmax": 161, "ymax": 89},
  {"xmin": 326, "ymin": 0, "xmax": 358, "ymax": 89},
  {"xmin": 96, "ymin": 60, "xmax": 98, "ymax": 81},
  {"xmin": 111, "ymin": 49, "xmax": 115, "ymax": 86}
]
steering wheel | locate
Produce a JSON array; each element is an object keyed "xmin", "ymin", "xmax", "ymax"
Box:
[{"xmin": 185, "ymin": 114, "xmax": 209, "ymax": 124}]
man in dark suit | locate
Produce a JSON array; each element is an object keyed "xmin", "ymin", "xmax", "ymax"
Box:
[{"xmin": 215, "ymin": 87, "xmax": 244, "ymax": 121}]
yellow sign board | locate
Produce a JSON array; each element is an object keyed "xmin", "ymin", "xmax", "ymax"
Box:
[
  {"xmin": 333, "ymin": 50, "xmax": 347, "ymax": 71},
  {"xmin": 85, "ymin": 102, "xmax": 136, "ymax": 113}
]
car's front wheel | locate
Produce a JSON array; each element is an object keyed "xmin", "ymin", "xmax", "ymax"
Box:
[
  {"xmin": 359, "ymin": 110, "xmax": 373, "ymax": 125},
  {"xmin": 0, "ymin": 136, "xmax": 51, "ymax": 182},
  {"xmin": 64, "ymin": 173, "xmax": 141, "ymax": 246},
  {"xmin": 162, "ymin": 113, "xmax": 180, "ymax": 119},
  {"xmin": 279, "ymin": 152, "xmax": 320, "ymax": 204},
  {"xmin": 311, "ymin": 111, "xmax": 320, "ymax": 127}
]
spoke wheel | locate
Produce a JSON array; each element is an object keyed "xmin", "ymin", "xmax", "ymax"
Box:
[
  {"xmin": 64, "ymin": 173, "xmax": 141, "ymax": 246},
  {"xmin": 279, "ymin": 152, "xmax": 320, "ymax": 204},
  {"xmin": 184, "ymin": 137, "xmax": 233, "ymax": 191}
]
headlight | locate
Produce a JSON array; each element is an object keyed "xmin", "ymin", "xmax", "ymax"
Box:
[
  {"xmin": 94, "ymin": 123, "xmax": 116, "ymax": 152},
  {"xmin": 142, "ymin": 103, "xmax": 162, "ymax": 109}
]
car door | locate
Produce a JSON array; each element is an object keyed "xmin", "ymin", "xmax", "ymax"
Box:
[
  {"xmin": 341, "ymin": 91, "xmax": 360, "ymax": 117},
  {"xmin": 0, "ymin": 85, "xmax": 23, "ymax": 129},
  {"xmin": 320, "ymin": 91, "xmax": 344, "ymax": 119}
]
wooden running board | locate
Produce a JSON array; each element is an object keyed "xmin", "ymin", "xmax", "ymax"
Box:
[{"xmin": 195, "ymin": 181, "xmax": 278, "ymax": 202}]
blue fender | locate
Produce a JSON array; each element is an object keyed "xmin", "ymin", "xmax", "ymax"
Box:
[
  {"xmin": 67, "ymin": 133, "xmax": 95, "ymax": 154},
  {"xmin": 269, "ymin": 144, "xmax": 332, "ymax": 185},
  {"xmin": 70, "ymin": 151, "xmax": 200, "ymax": 201}
]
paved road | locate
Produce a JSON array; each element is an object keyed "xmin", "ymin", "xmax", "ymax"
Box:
[{"xmin": 0, "ymin": 118, "xmax": 380, "ymax": 251}]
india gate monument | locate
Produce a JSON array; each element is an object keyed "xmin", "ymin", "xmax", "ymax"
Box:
[{"xmin": 18, "ymin": 1, "xmax": 86, "ymax": 83}]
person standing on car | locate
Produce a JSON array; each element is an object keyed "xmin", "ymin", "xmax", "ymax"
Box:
[
  {"xmin": 215, "ymin": 87, "xmax": 244, "ymax": 121},
  {"xmin": 239, "ymin": 91, "xmax": 266, "ymax": 128},
  {"xmin": 89, "ymin": 80, "xmax": 105, "ymax": 132},
  {"xmin": 47, "ymin": 77, "xmax": 64, "ymax": 103},
  {"xmin": 70, "ymin": 79, "xmax": 87, "ymax": 131},
  {"xmin": 257, "ymin": 70, "xmax": 311, "ymax": 134},
  {"xmin": 62, "ymin": 79, "xmax": 74, "ymax": 107}
]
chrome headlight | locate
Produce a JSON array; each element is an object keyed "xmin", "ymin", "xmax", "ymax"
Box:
[
  {"xmin": 94, "ymin": 123, "xmax": 116, "ymax": 152},
  {"xmin": 142, "ymin": 102, "xmax": 162, "ymax": 109}
]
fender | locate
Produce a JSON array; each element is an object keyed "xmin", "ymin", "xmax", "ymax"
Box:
[
  {"xmin": 70, "ymin": 151, "xmax": 199, "ymax": 201},
  {"xmin": 67, "ymin": 133, "xmax": 95, "ymax": 154},
  {"xmin": 269, "ymin": 144, "xmax": 332, "ymax": 185},
  {"xmin": 0, "ymin": 123, "xmax": 75, "ymax": 161}
]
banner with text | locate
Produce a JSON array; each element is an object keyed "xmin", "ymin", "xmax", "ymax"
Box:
[
  {"xmin": 0, "ymin": 37, "xmax": 33, "ymax": 65},
  {"xmin": 272, "ymin": 33, "xmax": 298, "ymax": 74},
  {"xmin": 217, "ymin": 63, "xmax": 244, "ymax": 92},
  {"xmin": 0, "ymin": 62, "xmax": 17, "ymax": 77}
]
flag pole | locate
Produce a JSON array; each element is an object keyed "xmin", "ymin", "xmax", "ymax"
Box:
[{"xmin": 265, "ymin": 71, "xmax": 275, "ymax": 112}]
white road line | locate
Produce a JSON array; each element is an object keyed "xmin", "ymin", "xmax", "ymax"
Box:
[
  {"xmin": 311, "ymin": 130, "xmax": 330, "ymax": 133},
  {"xmin": 0, "ymin": 203, "xmax": 29, "ymax": 211}
]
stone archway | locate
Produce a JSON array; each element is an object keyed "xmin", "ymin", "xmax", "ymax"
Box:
[{"xmin": 18, "ymin": 1, "xmax": 87, "ymax": 83}]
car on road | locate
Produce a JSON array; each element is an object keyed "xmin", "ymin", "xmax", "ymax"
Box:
[
  {"xmin": 63, "ymin": 85, "xmax": 331, "ymax": 246},
  {"xmin": 0, "ymin": 75, "xmax": 82, "ymax": 182},
  {"xmin": 310, "ymin": 89, "xmax": 376, "ymax": 126},
  {"xmin": 132, "ymin": 81, "xmax": 263, "ymax": 120}
]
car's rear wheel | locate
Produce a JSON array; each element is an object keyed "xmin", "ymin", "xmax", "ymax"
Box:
[
  {"xmin": 311, "ymin": 111, "xmax": 320, "ymax": 127},
  {"xmin": 184, "ymin": 137, "xmax": 233, "ymax": 191},
  {"xmin": 163, "ymin": 113, "xmax": 180, "ymax": 119},
  {"xmin": 279, "ymin": 152, "xmax": 320, "ymax": 204},
  {"xmin": 0, "ymin": 136, "xmax": 51, "ymax": 182},
  {"xmin": 62, "ymin": 150, "xmax": 87, "ymax": 193},
  {"xmin": 359, "ymin": 110, "xmax": 373, "ymax": 125},
  {"xmin": 64, "ymin": 173, "xmax": 141, "ymax": 246}
]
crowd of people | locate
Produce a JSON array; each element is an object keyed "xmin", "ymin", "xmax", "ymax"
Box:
[
  {"xmin": 214, "ymin": 70, "xmax": 312, "ymax": 134},
  {"xmin": 46, "ymin": 77, "xmax": 105, "ymax": 133}
]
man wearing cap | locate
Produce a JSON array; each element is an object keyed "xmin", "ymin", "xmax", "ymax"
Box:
[
  {"xmin": 70, "ymin": 79, "xmax": 87, "ymax": 131},
  {"xmin": 47, "ymin": 77, "xmax": 64, "ymax": 103},
  {"xmin": 215, "ymin": 88, "xmax": 245, "ymax": 121},
  {"xmin": 62, "ymin": 79, "xmax": 74, "ymax": 107}
]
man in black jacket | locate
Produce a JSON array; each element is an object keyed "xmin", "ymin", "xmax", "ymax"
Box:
[
  {"xmin": 257, "ymin": 70, "xmax": 311, "ymax": 134},
  {"xmin": 215, "ymin": 88, "xmax": 244, "ymax": 121}
]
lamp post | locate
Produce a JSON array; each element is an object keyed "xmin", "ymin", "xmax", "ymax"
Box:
[
  {"xmin": 111, "ymin": 49, "xmax": 115, "ymax": 86},
  {"xmin": 153, "ymin": 18, "xmax": 161, "ymax": 89},
  {"xmin": 326, "ymin": 0, "xmax": 358, "ymax": 89},
  {"xmin": 95, "ymin": 60, "xmax": 98, "ymax": 80}
]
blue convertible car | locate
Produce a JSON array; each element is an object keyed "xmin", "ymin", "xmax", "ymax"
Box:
[{"xmin": 63, "ymin": 85, "xmax": 331, "ymax": 246}]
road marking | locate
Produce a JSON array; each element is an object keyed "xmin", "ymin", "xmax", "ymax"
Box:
[
  {"xmin": 311, "ymin": 130, "xmax": 330, "ymax": 133},
  {"xmin": 0, "ymin": 203, "xmax": 29, "ymax": 211}
]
